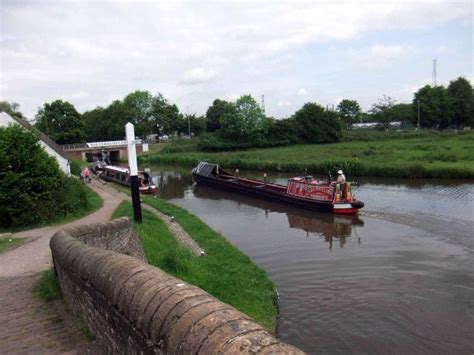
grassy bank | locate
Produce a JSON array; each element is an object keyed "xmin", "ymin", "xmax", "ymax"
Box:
[
  {"xmin": 141, "ymin": 131, "xmax": 474, "ymax": 179},
  {"xmin": 0, "ymin": 237, "xmax": 26, "ymax": 253},
  {"xmin": 113, "ymin": 200, "xmax": 278, "ymax": 331}
]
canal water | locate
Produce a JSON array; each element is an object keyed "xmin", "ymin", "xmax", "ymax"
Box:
[{"xmin": 146, "ymin": 165, "xmax": 473, "ymax": 354}]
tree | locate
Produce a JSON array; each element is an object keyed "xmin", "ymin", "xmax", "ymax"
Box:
[
  {"xmin": 369, "ymin": 95, "xmax": 398, "ymax": 130},
  {"xmin": 205, "ymin": 99, "xmax": 229, "ymax": 132},
  {"xmin": 293, "ymin": 102, "xmax": 342, "ymax": 143},
  {"xmin": 35, "ymin": 100, "xmax": 85, "ymax": 144},
  {"xmin": 235, "ymin": 95, "xmax": 265, "ymax": 139},
  {"xmin": 447, "ymin": 77, "xmax": 473, "ymax": 128},
  {"xmin": 0, "ymin": 101, "xmax": 23, "ymax": 119},
  {"xmin": 217, "ymin": 102, "xmax": 240, "ymax": 140},
  {"xmin": 149, "ymin": 93, "xmax": 181, "ymax": 136},
  {"xmin": 413, "ymin": 85, "xmax": 452, "ymax": 129},
  {"xmin": 83, "ymin": 107, "xmax": 107, "ymax": 141},
  {"xmin": 0, "ymin": 125, "xmax": 62, "ymax": 227},
  {"xmin": 337, "ymin": 99, "xmax": 361, "ymax": 129},
  {"xmin": 122, "ymin": 90, "xmax": 154, "ymax": 138},
  {"xmin": 81, "ymin": 91, "xmax": 182, "ymax": 141},
  {"xmin": 390, "ymin": 103, "xmax": 414, "ymax": 127},
  {"xmin": 183, "ymin": 113, "xmax": 206, "ymax": 136}
]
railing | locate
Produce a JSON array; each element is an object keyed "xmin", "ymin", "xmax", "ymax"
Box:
[{"xmin": 62, "ymin": 140, "xmax": 143, "ymax": 151}]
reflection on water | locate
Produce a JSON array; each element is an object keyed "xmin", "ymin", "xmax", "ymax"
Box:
[
  {"xmin": 192, "ymin": 184, "xmax": 364, "ymax": 250},
  {"xmin": 146, "ymin": 165, "xmax": 474, "ymax": 354}
]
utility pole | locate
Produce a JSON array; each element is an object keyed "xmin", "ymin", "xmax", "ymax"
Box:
[
  {"xmin": 126, "ymin": 122, "xmax": 142, "ymax": 223},
  {"xmin": 417, "ymin": 100, "xmax": 421, "ymax": 130},
  {"xmin": 432, "ymin": 59, "xmax": 437, "ymax": 86},
  {"xmin": 261, "ymin": 94, "xmax": 265, "ymax": 114}
]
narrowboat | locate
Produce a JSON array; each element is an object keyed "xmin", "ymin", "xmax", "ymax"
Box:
[
  {"xmin": 92, "ymin": 160, "xmax": 107, "ymax": 174},
  {"xmin": 100, "ymin": 165, "xmax": 158, "ymax": 194},
  {"xmin": 192, "ymin": 162, "xmax": 364, "ymax": 214}
]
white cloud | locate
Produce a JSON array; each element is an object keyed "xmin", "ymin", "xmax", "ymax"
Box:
[
  {"xmin": 179, "ymin": 67, "xmax": 220, "ymax": 85},
  {"xmin": 297, "ymin": 88, "xmax": 308, "ymax": 96},
  {"xmin": 277, "ymin": 100, "xmax": 292, "ymax": 107},
  {"xmin": 0, "ymin": 0, "xmax": 471, "ymax": 117},
  {"xmin": 354, "ymin": 44, "xmax": 416, "ymax": 68}
]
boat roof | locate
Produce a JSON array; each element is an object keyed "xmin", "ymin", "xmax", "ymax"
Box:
[
  {"xmin": 289, "ymin": 176, "xmax": 327, "ymax": 185},
  {"xmin": 104, "ymin": 165, "xmax": 129, "ymax": 173},
  {"xmin": 195, "ymin": 162, "xmax": 218, "ymax": 177}
]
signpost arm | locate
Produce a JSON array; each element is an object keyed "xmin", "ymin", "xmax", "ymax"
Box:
[{"xmin": 126, "ymin": 122, "xmax": 142, "ymax": 223}]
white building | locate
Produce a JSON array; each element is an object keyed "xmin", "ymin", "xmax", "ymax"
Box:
[{"xmin": 0, "ymin": 112, "xmax": 71, "ymax": 175}]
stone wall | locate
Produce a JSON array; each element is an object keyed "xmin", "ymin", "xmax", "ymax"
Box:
[{"xmin": 50, "ymin": 217, "xmax": 303, "ymax": 354}]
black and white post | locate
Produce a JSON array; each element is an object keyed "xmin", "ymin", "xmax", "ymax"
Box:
[{"xmin": 126, "ymin": 122, "xmax": 142, "ymax": 223}]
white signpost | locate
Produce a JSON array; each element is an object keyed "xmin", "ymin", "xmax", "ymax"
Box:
[{"xmin": 125, "ymin": 122, "xmax": 142, "ymax": 223}]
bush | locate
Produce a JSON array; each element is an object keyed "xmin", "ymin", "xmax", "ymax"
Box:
[
  {"xmin": 70, "ymin": 159, "xmax": 83, "ymax": 176},
  {"xmin": 0, "ymin": 125, "xmax": 94, "ymax": 229}
]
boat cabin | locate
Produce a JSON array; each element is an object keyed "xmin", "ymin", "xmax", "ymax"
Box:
[{"xmin": 287, "ymin": 176, "xmax": 353, "ymax": 202}]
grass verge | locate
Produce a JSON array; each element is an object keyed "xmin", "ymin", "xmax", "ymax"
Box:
[
  {"xmin": 113, "ymin": 200, "xmax": 278, "ymax": 331},
  {"xmin": 35, "ymin": 268, "xmax": 62, "ymax": 301},
  {"xmin": 142, "ymin": 131, "xmax": 474, "ymax": 179},
  {"xmin": 0, "ymin": 237, "xmax": 26, "ymax": 253}
]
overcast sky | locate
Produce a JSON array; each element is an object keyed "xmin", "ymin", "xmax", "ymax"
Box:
[{"xmin": 1, "ymin": 0, "xmax": 472, "ymax": 119}]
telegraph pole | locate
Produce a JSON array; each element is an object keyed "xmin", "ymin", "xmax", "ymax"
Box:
[
  {"xmin": 126, "ymin": 122, "xmax": 142, "ymax": 223},
  {"xmin": 417, "ymin": 100, "xmax": 421, "ymax": 130}
]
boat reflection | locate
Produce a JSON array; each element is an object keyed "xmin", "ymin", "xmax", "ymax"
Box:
[{"xmin": 192, "ymin": 184, "xmax": 364, "ymax": 250}]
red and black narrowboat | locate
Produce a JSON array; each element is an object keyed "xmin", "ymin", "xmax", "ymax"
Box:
[
  {"xmin": 192, "ymin": 162, "xmax": 364, "ymax": 214},
  {"xmin": 100, "ymin": 165, "xmax": 158, "ymax": 194}
]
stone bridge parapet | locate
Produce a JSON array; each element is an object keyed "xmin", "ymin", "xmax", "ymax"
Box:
[{"xmin": 50, "ymin": 217, "xmax": 303, "ymax": 354}]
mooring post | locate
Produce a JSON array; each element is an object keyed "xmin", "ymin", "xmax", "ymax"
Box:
[{"xmin": 126, "ymin": 122, "xmax": 142, "ymax": 223}]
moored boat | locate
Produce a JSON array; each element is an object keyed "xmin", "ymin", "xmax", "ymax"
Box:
[
  {"xmin": 100, "ymin": 165, "xmax": 158, "ymax": 194},
  {"xmin": 192, "ymin": 162, "xmax": 364, "ymax": 214}
]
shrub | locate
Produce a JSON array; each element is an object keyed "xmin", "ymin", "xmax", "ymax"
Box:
[
  {"xmin": 70, "ymin": 159, "xmax": 83, "ymax": 176},
  {"xmin": 0, "ymin": 125, "xmax": 92, "ymax": 229}
]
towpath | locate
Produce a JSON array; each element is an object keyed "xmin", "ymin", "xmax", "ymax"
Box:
[{"xmin": 0, "ymin": 180, "xmax": 124, "ymax": 354}]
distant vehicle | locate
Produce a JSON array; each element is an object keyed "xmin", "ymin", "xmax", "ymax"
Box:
[
  {"xmin": 100, "ymin": 165, "xmax": 158, "ymax": 194},
  {"xmin": 192, "ymin": 162, "xmax": 364, "ymax": 214}
]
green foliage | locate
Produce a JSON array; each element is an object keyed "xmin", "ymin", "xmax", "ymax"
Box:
[
  {"xmin": 0, "ymin": 125, "xmax": 102, "ymax": 229},
  {"xmin": 141, "ymin": 130, "xmax": 474, "ymax": 179},
  {"xmin": 369, "ymin": 95, "xmax": 398, "ymax": 130},
  {"xmin": 35, "ymin": 100, "xmax": 85, "ymax": 144},
  {"xmin": 70, "ymin": 159, "xmax": 84, "ymax": 176},
  {"xmin": 205, "ymin": 99, "xmax": 228, "ymax": 132},
  {"xmin": 293, "ymin": 102, "xmax": 342, "ymax": 143},
  {"xmin": 337, "ymin": 99, "xmax": 361, "ymax": 128},
  {"xmin": 113, "ymin": 201, "xmax": 277, "ymax": 330},
  {"xmin": 447, "ymin": 77, "xmax": 473, "ymax": 127},
  {"xmin": 0, "ymin": 125, "xmax": 63, "ymax": 227},
  {"xmin": 389, "ymin": 103, "xmax": 415, "ymax": 126},
  {"xmin": 413, "ymin": 85, "xmax": 453, "ymax": 129},
  {"xmin": 83, "ymin": 91, "xmax": 183, "ymax": 141},
  {"xmin": 35, "ymin": 268, "xmax": 62, "ymax": 301},
  {"xmin": 0, "ymin": 101, "xmax": 23, "ymax": 119},
  {"xmin": 217, "ymin": 101, "xmax": 240, "ymax": 140},
  {"xmin": 234, "ymin": 94, "xmax": 265, "ymax": 139}
]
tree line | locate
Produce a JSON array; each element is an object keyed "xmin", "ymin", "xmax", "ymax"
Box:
[{"xmin": 1, "ymin": 76, "xmax": 471, "ymax": 147}]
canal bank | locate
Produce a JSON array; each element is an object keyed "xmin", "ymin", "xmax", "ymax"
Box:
[
  {"xmin": 139, "ymin": 132, "xmax": 474, "ymax": 179},
  {"xmin": 146, "ymin": 165, "xmax": 474, "ymax": 354}
]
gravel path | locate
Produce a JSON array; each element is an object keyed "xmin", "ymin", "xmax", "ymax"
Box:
[{"xmin": 0, "ymin": 180, "xmax": 124, "ymax": 354}]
